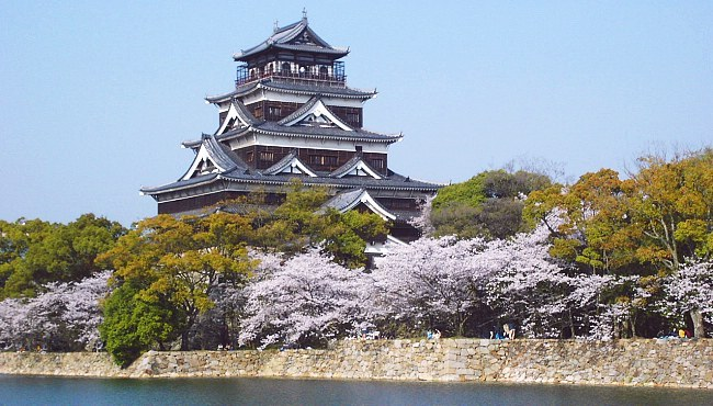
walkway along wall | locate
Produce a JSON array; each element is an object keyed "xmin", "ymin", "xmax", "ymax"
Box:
[{"xmin": 1, "ymin": 339, "xmax": 711, "ymax": 388}]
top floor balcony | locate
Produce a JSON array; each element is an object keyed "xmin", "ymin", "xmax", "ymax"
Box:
[{"xmin": 236, "ymin": 61, "xmax": 346, "ymax": 88}]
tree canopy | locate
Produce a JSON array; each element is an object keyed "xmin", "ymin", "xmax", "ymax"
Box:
[
  {"xmin": 431, "ymin": 169, "xmax": 552, "ymax": 239},
  {"xmin": 524, "ymin": 148, "xmax": 713, "ymax": 337},
  {"xmin": 244, "ymin": 183, "xmax": 389, "ymax": 268},
  {"xmin": 525, "ymin": 148, "xmax": 713, "ymax": 275},
  {"xmin": 0, "ymin": 214, "xmax": 125, "ymax": 299}
]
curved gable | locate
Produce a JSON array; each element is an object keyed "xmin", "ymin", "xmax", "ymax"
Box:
[{"xmin": 281, "ymin": 98, "xmax": 353, "ymax": 131}]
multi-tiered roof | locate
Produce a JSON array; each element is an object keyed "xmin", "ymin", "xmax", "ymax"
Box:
[{"xmin": 141, "ymin": 16, "xmax": 440, "ymax": 242}]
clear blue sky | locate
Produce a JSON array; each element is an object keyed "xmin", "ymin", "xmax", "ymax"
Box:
[{"xmin": 1, "ymin": 1, "xmax": 711, "ymax": 226}]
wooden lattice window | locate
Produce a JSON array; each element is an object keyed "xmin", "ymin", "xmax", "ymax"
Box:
[
  {"xmin": 369, "ymin": 159, "xmax": 384, "ymax": 169},
  {"xmin": 309, "ymin": 155, "xmax": 337, "ymax": 166}
]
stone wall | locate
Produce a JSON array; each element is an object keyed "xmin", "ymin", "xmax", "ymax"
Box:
[
  {"xmin": 1, "ymin": 339, "xmax": 711, "ymax": 388},
  {"xmin": 0, "ymin": 352, "xmax": 121, "ymax": 377}
]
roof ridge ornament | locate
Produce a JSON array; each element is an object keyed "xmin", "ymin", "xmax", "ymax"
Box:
[
  {"xmin": 273, "ymin": 20, "xmax": 279, "ymax": 33},
  {"xmin": 302, "ymin": 7, "xmax": 308, "ymax": 21}
]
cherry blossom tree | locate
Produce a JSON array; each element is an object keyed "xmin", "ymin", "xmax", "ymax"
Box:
[
  {"xmin": 57, "ymin": 270, "xmax": 113, "ymax": 349},
  {"xmin": 484, "ymin": 224, "xmax": 572, "ymax": 338},
  {"xmin": 0, "ymin": 298, "xmax": 29, "ymax": 350},
  {"xmin": 0, "ymin": 270, "xmax": 111, "ymax": 351},
  {"xmin": 371, "ymin": 236, "xmax": 499, "ymax": 337},
  {"xmin": 567, "ymin": 273, "xmax": 647, "ymax": 339},
  {"xmin": 238, "ymin": 249, "xmax": 371, "ymax": 349},
  {"xmin": 408, "ymin": 195, "xmax": 435, "ymax": 238},
  {"xmin": 662, "ymin": 258, "xmax": 713, "ymax": 338}
]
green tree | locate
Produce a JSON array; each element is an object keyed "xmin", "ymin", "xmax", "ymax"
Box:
[
  {"xmin": 432, "ymin": 170, "xmax": 552, "ymax": 239},
  {"xmin": 99, "ymin": 281, "xmax": 183, "ymax": 367},
  {"xmin": 98, "ymin": 213, "xmax": 256, "ymax": 354},
  {"xmin": 320, "ymin": 209, "xmax": 388, "ymax": 268},
  {"xmin": 249, "ymin": 182, "xmax": 331, "ymax": 254},
  {"xmin": 626, "ymin": 149, "xmax": 713, "ymax": 270},
  {"xmin": 0, "ymin": 215, "xmax": 125, "ymax": 299},
  {"xmin": 529, "ymin": 169, "xmax": 639, "ymax": 275},
  {"xmin": 247, "ymin": 182, "xmax": 389, "ymax": 268},
  {"xmin": 1, "ymin": 219, "xmax": 52, "ymax": 298}
]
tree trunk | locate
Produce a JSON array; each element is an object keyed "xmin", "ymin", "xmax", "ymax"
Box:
[
  {"xmin": 181, "ymin": 316, "xmax": 195, "ymax": 351},
  {"xmin": 456, "ymin": 315, "xmax": 466, "ymax": 338},
  {"xmin": 690, "ymin": 308, "xmax": 705, "ymax": 338},
  {"xmin": 181, "ymin": 329, "xmax": 190, "ymax": 351}
]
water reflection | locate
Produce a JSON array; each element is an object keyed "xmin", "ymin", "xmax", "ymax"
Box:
[{"xmin": 0, "ymin": 375, "xmax": 711, "ymax": 406}]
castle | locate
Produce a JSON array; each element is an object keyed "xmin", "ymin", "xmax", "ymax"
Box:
[{"xmin": 141, "ymin": 15, "xmax": 440, "ymax": 243}]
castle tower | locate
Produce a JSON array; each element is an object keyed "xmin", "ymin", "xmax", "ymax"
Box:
[{"xmin": 141, "ymin": 16, "xmax": 440, "ymax": 242}]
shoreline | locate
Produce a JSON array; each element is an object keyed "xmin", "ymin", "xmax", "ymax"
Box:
[
  {"xmin": 1, "ymin": 338, "xmax": 711, "ymax": 389},
  {"xmin": 1, "ymin": 370, "xmax": 711, "ymax": 391},
  {"xmin": 2, "ymin": 372, "xmax": 712, "ymax": 392}
]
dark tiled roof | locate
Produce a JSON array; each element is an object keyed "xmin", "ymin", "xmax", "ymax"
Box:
[
  {"xmin": 182, "ymin": 126, "xmax": 250, "ymax": 149},
  {"xmin": 203, "ymin": 134, "xmax": 241, "ymax": 172},
  {"xmin": 277, "ymin": 95, "xmax": 321, "ymax": 125},
  {"xmin": 317, "ymin": 188, "xmax": 399, "ymax": 221},
  {"xmin": 320, "ymin": 188, "xmax": 366, "ymax": 212},
  {"xmin": 327, "ymin": 154, "xmax": 381, "ymax": 179},
  {"xmin": 175, "ymin": 133, "xmax": 250, "ymax": 183},
  {"xmin": 227, "ymin": 170, "xmax": 440, "ymax": 192},
  {"xmin": 140, "ymin": 173, "xmax": 218, "ymax": 194},
  {"xmin": 183, "ymin": 121, "xmax": 400, "ymax": 148},
  {"xmin": 253, "ymin": 121, "xmax": 400, "ymax": 143},
  {"xmin": 277, "ymin": 95, "xmax": 355, "ymax": 132},
  {"xmin": 262, "ymin": 150, "xmax": 297, "ymax": 176},
  {"xmin": 233, "ymin": 18, "xmax": 348, "ymax": 61},
  {"xmin": 205, "ymin": 79, "xmax": 376, "ymax": 103},
  {"xmin": 232, "ymin": 99, "xmax": 263, "ymax": 126},
  {"xmin": 205, "ymin": 81, "xmax": 259, "ymax": 103},
  {"xmin": 182, "ymin": 136, "xmax": 206, "ymax": 150},
  {"xmin": 143, "ymin": 166, "xmax": 441, "ymax": 196},
  {"xmin": 261, "ymin": 150, "xmax": 315, "ymax": 177},
  {"xmin": 272, "ymin": 43, "xmax": 348, "ymax": 54},
  {"xmin": 153, "ymin": 129, "xmax": 438, "ymax": 196},
  {"xmin": 262, "ymin": 80, "xmax": 375, "ymax": 99}
]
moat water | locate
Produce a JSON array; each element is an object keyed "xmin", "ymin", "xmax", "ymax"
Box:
[{"xmin": 1, "ymin": 375, "xmax": 712, "ymax": 405}]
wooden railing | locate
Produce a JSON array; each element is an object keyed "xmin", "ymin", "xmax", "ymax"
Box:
[{"xmin": 236, "ymin": 71, "xmax": 347, "ymax": 88}]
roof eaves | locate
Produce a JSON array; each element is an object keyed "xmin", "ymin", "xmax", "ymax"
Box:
[
  {"xmin": 252, "ymin": 126, "xmax": 401, "ymax": 143},
  {"xmin": 140, "ymin": 173, "xmax": 219, "ymax": 195},
  {"xmin": 217, "ymin": 174, "xmax": 441, "ymax": 192},
  {"xmin": 205, "ymin": 81, "xmax": 261, "ymax": 103},
  {"xmin": 260, "ymin": 82, "xmax": 376, "ymax": 99},
  {"xmin": 183, "ymin": 125, "xmax": 252, "ymax": 149}
]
